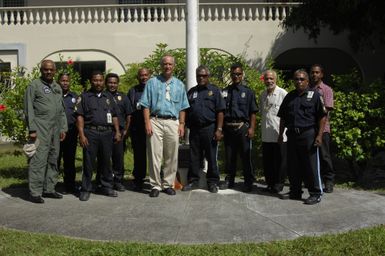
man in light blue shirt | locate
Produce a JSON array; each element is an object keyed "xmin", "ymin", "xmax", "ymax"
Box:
[{"xmin": 140, "ymin": 54, "xmax": 189, "ymax": 197}]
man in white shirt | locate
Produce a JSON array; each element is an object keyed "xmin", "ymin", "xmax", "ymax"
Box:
[{"xmin": 259, "ymin": 70, "xmax": 287, "ymax": 193}]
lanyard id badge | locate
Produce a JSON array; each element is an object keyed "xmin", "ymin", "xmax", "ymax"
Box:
[{"xmin": 107, "ymin": 113, "xmax": 112, "ymax": 124}]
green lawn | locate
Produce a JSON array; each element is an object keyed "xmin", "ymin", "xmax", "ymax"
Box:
[{"xmin": 1, "ymin": 225, "xmax": 385, "ymax": 256}]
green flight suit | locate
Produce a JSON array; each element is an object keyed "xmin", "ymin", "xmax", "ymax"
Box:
[{"xmin": 24, "ymin": 78, "xmax": 67, "ymax": 196}]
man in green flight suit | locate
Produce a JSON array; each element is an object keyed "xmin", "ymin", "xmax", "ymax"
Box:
[{"xmin": 24, "ymin": 59, "xmax": 68, "ymax": 203}]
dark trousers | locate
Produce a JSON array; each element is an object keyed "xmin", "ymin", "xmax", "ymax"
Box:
[
  {"xmin": 320, "ymin": 132, "xmax": 335, "ymax": 184},
  {"xmin": 262, "ymin": 142, "xmax": 287, "ymax": 192},
  {"xmin": 112, "ymin": 129, "xmax": 125, "ymax": 184},
  {"xmin": 130, "ymin": 127, "xmax": 147, "ymax": 184},
  {"xmin": 286, "ymin": 128, "xmax": 322, "ymax": 196},
  {"xmin": 82, "ymin": 129, "xmax": 114, "ymax": 192},
  {"xmin": 188, "ymin": 124, "xmax": 220, "ymax": 185},
  {"xmin": 224, "ymin": 124, "xmax": 254, "ymax": 185},
  {"xmin": 58, "ymin": 128, "xmax": 78, "ymax": 189}
]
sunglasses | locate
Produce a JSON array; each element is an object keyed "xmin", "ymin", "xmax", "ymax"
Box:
[
  {"xmin": 231, "ymin": 73, "xmax": 243, "ymax": 77},
  {"xmin": 197, "ymin": 74, "xmax": 208, "ymax": 78}
]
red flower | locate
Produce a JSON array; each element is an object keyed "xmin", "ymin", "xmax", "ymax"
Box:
[
  {"xmin": 0, "ymin": 104, "xmax": 6, "ymax": 111},
  {"xmin": 67, "ymin": 59, "xmax": 74, "ymax": 65},
  {"xmin": 259, "ymin": 74, "xmax": 264, "ymax": 81}
]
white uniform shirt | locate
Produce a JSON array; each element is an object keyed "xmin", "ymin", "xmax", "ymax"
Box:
[{"xmin": 259, "ymin": 85, "xmax": 287, "ymax": 143}]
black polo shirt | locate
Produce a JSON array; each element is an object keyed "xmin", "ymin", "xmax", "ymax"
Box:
[
  {"xmin": 222, "ymin": 83, "xmax": 258, "ymax": 122},
  {"xmin": 107, "ymin": 91, "xmax": 132, "ymax": 129},
  {"xmin": 75, "ymin": 89, "xmax": 118, "ymax": 127},
  {"xmin": 63, "ymin": 91, "xmax": 78, "ymax": 129},
  {"xmin": 277, "ymin": 88, "xmax": 327, "ymax": 129},
  {"xmin": 187, "ymin": 84, "xmax": 225, "ymax": 127},
  {"xmin": 127, "ymin": 84, "xmax": 145, "ymax": 130}
]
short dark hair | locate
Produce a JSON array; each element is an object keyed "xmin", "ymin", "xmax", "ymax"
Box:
[
  {"xmin": 311, "ymin": 64, "xmax": 324, "ymax": 73},
  {"xmin": 230, "ymin": 62, "xmax": 243, "ymax": 72},
  {"xmin": 58, "ymin": 73, "xmax": 69, "ymax": 80},
  {"xmin": 293, "ymin": 69, "xmax": 309, "ymax": 80},
  {"xmin": 91, "ymin": 70, "xmax": 104, "ymax": 79},
  {"xmin": 196, "ymin": 65, "xmax": 210, "ymax": 76},
  {"xmin": 105, "ymin": 72, "xmax": 120, "ymax": 83}
]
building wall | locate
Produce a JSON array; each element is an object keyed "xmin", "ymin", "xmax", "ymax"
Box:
[{"xmin": 1, "ymin": 3, "xmax": 384, "ymax": 82}]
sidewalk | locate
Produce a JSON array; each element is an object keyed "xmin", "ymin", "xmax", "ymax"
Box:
[{"xmin": 1, "ymin": 183, "xmax": 385, "ymax": 244}]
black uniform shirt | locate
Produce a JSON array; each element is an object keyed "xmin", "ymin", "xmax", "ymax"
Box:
[
  {"xmin": 63, "ymin": 91, "xmax": 78, "ymax": 129},
  {"xmin": 127, "ymin": 84, "xmax": 145, "ymax": 131},
  {"xmin": 108, "ymin": 91, "xmax": 132, "ymax": 129},
  {"xmin": 187, "ymin": 84, "xmax": 225, "ymax": 128},
  {"xmin": 75, "ymin": 90, "xmax": 118, "ymax": 127},
  {"xmin": 222, "ymin": 83, "xmax": 258, "ymax": 122},
  {"xmin": 277, "ymin": 88, "xmax": 327, "ymax": 129}
]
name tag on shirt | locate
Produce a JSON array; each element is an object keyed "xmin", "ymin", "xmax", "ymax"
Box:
[
  {"xmin": 136, "ymin": 103, "xmax": 141, "ymax": 110},
  {"xmin": 307, "ymin": 91, "xmax": 314, "ymax": 101},
  {"xmin": 193, "ymin": 92, "xmax": 198, "ymax": 99},
  {"xmin": 222, "ymin": 90, "xmax": 228, "ymax": 98},
  {"xmin": 107, "ymin": 113, "xmax": 112, "ymax": 124}
]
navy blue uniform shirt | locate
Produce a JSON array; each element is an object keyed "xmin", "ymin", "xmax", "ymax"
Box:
[
  {"xmin": 187, "ymin": 84, "xmax": 225, "ymax": 128},
  {"xmin": 127, "ymin": 84, "xmax": 145, "ymax": 130},
  {"xmin": 277, "ymin": 88, "xmax": 326, "ymax": 129},
  {"xmin": 107, "ymin": 91, "xmax": 132, "ymax": 129},
  {"xmin": 75, "ymin": 90, "xmax": 118, "ymax": 127},
  {"xmin": 222, "ymin": 83, "xmax": 258, "ymax": 122},
  {"xmin": 63, "ymin": 91, "xmax": 78, "ymax": 129}
]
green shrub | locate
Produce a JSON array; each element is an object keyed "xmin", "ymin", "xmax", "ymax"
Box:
[{"xmin": 332, "ymin": 69, "xmax": 385, "ymax": 176}]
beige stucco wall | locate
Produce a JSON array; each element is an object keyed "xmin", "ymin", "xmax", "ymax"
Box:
[{"xmin": 1, "ymin": 9, "xmax": 384, "ymax": 81}]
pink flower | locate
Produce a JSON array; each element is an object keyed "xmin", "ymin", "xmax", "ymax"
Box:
[
  {"xmin": 0, "ymin": 104, "xmax": 6, "ymax": 111},
  {"xmin": 259, "ymin": 75, "xmax": 264, "ymax": 81},
  {"xmin": 67, "ymin": 59, "xmax": 74, "ymax": 65}
]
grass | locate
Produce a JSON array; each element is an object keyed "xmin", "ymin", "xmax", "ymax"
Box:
[{"xmin": 0, "ymin": 225, "xmax": 385, "ymax": 256}]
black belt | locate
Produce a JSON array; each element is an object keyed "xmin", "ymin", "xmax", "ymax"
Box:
[
  {"xmin": 225, "ymin": 119, "xmax": 247, "ymax": 123},
  {"xmin": 288, "ymin": 126, "xmax": 314, "ymax": 134},
  {"xmin": 86, "ymin": 125, "xmax": 112, "ymax": 131},
  {"xmin": 150, "ymin": 114, "xmax": 177, "ymax": 120}
]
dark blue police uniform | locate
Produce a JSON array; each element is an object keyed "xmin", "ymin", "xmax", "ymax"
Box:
[
  {"xmin": 75, "ymin": 90, "xmax": 119, "ymax": 193},
  {"xmin": 58, "ymin": 91, "xmax": 78, "ymax": 192},
  {"xmin": 222, "ymin": 83, "xmax": 258, "ymax": 187},
  {"xmin": 186, "ymin": 84, "xmax": 225, "ymax": 186},
  {"xmin": 107, "ymin": 91, "xmax": 131, "ymax": 187},
  {"xmin": 127, "ymin": 84, "xmax": 147, "ymax": 188},
  {"xmin": 278, "ymin": 89, "xmax": 327, "ymax": 197}
]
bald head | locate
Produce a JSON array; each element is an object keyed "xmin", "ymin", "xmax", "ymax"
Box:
[{"xmin": 40, "ymin": 59, "xmax": 56, "ymax": 83}]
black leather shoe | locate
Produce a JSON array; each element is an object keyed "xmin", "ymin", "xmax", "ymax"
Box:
[
  {"xmin": 30, "ymin": 195, "xmax": 44, "ymax": 204},
  {"xmin": 219, "ymin": 179, "xmax": 235, "ymax": 190},
  {"xmin": 149, "ymin": 189, "xmax": 160, "ymax": 197},
  {"xmin": 163, "ymin": 188, "xmax": 176, "ymax": 195},
  {"xmin": 133, "ymin": 182, "xmax": 143, "ymax": 192},
  {"xmin": 242, "ymin": 184, "xmax": 253, "ymax": 193},
  {"xmin": 208, "ymin": 184, "xmax": 218, "ymax": 193},
  {"xmin": 42, "ymin": 192, "xmax": 63, "ymax": 199},
  {"xmin": 304, "ymin": 195, "xmax": 321, "ymax": 205},
  {"xmin": 182, "ymin": 182, "xmax": 199, "ymax": 191},
  {"xmin": 114, "ymin": 183, "xmax": 126, "ymax": 192},
  {"xmin": 104, "ymin": 189, "xmax": 118, "ymax": 197},
  {"xmin": 79, "ymin": 191, "xmax": 91, "ymax": 201},
  {"xmin": 324, "ymin": 182, "xmax": 334, "ymax": 193},
  {"xmin": 279, "ymin": 192, "xmax": 302, "ymax": 200}
]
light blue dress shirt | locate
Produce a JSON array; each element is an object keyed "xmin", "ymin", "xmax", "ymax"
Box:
[{"xmin": 139, "ymin": 75, "xmax": 189, "ymax": 118}]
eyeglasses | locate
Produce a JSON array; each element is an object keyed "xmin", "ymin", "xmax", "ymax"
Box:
[
  {"xmin": 231, "ymin": 73, "xmax": 243, "ymax": 77},
  {"xmin": 294, "ymin": 77, "xmax": 306, "ymax": 81}
]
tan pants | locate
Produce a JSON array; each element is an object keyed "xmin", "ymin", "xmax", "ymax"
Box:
[{"xmin": 147, "ymin": 118, "xmax": 179, "ymax": 190}]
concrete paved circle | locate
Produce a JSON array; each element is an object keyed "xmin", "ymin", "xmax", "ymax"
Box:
[{"xmin": 1, "ymin": 184, "xmax": 385, "ymax": 244}]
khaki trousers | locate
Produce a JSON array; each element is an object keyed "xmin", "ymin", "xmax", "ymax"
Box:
[{"xmin": 147, "ymin": 118, "xmax": 179, "ymax": 190}]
